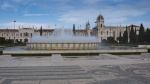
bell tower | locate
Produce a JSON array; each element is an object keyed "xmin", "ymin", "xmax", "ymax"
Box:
[
  {"xmin": 86, "ymin": 21, "xmax": 90, "ymax": 36},
  {"xmin": 96, "ymin": 14, "xmax": 104, "ymax": 29},
  {"xmin": 96, "ymin": 14, "xmax": 104, "ymax": 39}
]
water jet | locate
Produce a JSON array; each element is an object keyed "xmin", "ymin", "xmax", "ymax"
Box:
[{"xmin": 27, "ymin": 27, "xmax": 100, "ymax": 50}]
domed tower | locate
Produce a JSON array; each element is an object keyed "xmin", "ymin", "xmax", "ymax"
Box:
[
  {"xmin": 86, "ymin": 21, "xmax": 90, "ymax": 36},
  {"xmin": 96, "ymin": 14, "xmax": 104, "ymax": 29},
  {"xmin": 96, "ymin": 14, "xmax": 104, "ymax": 39}
]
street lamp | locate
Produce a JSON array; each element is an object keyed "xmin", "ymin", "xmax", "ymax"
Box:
[{"xmin": 14, "ymin": 21, "xmax": 16, "ymax": 43}]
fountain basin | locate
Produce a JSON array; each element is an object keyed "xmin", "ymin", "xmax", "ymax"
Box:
[{"xmin": 26, "ymin": 42, "xmax": 99, "ymax": 50}]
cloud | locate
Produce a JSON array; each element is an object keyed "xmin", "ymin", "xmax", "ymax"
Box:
[
  {"xmin": 0, "ymin": 2, "xmax": 13, "ymax": 9},
  {"xmin": 113, "ymin": 0, "xmax": 124, "ymax": 2},
  {"xmin": 29, "ymin": 2, "xmax": 37, "ymax": 6},
  {"xmin": 0, "ymin": 0, "xmax": 149, "ymax": 29},
  {"xmin": 58, "ymin": 9, "xmax": 100, "ymax": 27},
  {"xmin": 58, "ymin": 3, "xmax": 147, "ymax": 28},
  {"xmin": 13, "ymin": 0, "xmax": 24, "ymax": 3},
  {"xmin": 24, "ymin": 14, "xmax": 49, "ymax": 16},
  {"xmin": 83, "ymin": 0, "xmax": 103, "ymax": 4},
  {"xmin": 103, "ymin": 9, "xmax": 146, "ymax": 19},
  {"xmin": 0, "ymin": 22, "xmax": 52, "ymax": 29},
  {"xmin": 106, "ymin": 17, "xmax": 127, "ymax": 23}
]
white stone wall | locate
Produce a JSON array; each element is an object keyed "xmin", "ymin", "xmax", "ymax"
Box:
[
  {"xmin": 18, "ymin": 28, "xmax": 34, "ymax": 42},
  {"xmin": 0, "ymin": 30, "xmax": 19, "ymax": 42},
  {"xmin": 0, "ymin": 25, "xmax": 140, "ymax": 43}
]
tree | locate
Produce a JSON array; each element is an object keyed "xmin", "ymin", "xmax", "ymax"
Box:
[
  {"xmin": 0, "ymin": 37, "xmax": 5, "ymax": 44},
  {"xmin": 134, "ymin": 28, "xmax": 138, "ymax": 43},
  {"xmin": 123, "ymin": 26, "xmax": 128, "ymax": 43},
  {"xmin": 6, "ymin": 39, "xmax": 13, "ymax": 44},
  {"xmin": 145, "ymin": 28, "xmax": 150, "ymax": 43},
  {"xmin": 138, "ymin": 23, "xmax": 145, "ymax": 43},
  {"xmin": 117, "ymin": 32, "xmax": 123, "ymax": 43},
  {"xmin": 40, "ymin": 26, "xmax": 43, "ymax": 36},
  {"xmin": 101, "ymin": 39, "xmax": 107, "ymax": 43},
  {"xmin": 129, "ymin": 24, "xmax": 135, "ymax": 43},
  {"xmin": 73, "ymin": 24, "xmax": 76, "ymax": 36},
  {"xmin": 107, "ymin": 37, "xmax": 117, "ymax": 43}
]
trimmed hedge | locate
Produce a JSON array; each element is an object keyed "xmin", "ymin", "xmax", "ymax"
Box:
[
  {"xmin": 11, "ymin": 54, "xmax": 51, "ymax": 56},
  {"xmin": 11, "ymin": 53, "xmax": 100, "ymax": 56},
  {"xmin": 0, "ymin": 51, "xmax": 2, "ymax": 55},
  {"xmin": 148, "ymin": 49, "xmax": 150, "ymax": 53},
  {"xmin": 11, "ymin": 52, "xmax": 142, "ymax": 56},
  {"xmin": 61, "ymin": 53, "xmax": 99, "ymax": 56},
  {"xmin": 110, "ymin": 52, "xmax": 141, "ymax": 55}
]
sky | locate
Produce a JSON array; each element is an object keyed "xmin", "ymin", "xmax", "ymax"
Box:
[{"xmin": 0, "ymin": 0, "xmax": 150, "ymax": 29}]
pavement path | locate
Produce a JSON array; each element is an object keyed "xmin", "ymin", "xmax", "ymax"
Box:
[
  {"xmin": 100, "ymin": 54, "xmax": 130, "ymax": 60},
  {"xmin": 51, "ymin": 54, "xmax": 64, "ymax": 62},
  {"xmin": 0, "ymin": 64, "xmax": 150, "ymax": 84},
  {"xmin": 0, "ymin": 54, "xmax": 150, "ymax": 84},
  {"xmin": 0, "ymin": 54, "xmax": 150, "ymax": 67},
  {"xmin": 0, "ymin": 66, "xmax": 96, "ymax": 84}
]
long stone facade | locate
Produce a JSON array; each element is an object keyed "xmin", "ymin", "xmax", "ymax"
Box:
[
  {"xmin": 92, "ymin": 14, "xmax": 140, "ymax": 41},
  {"xmin": 0, "ymin": 14, "xmax": 140, "ymax": 43}
]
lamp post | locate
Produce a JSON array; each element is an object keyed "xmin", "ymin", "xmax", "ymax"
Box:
[{"xmin": 14, "ymin": 21, "xmax": 16, "ymax": 43}]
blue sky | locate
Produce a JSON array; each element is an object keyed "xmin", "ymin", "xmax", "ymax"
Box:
[{"xmin": 0, "ymin": 0, "xmax": 150, "ymax": 29}]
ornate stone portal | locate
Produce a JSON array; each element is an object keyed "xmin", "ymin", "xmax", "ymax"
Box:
[{"xmin": 27, "ymin": 42, "xmax": 99, "ymax": 50}]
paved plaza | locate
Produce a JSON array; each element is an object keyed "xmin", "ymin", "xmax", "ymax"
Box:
[{"xmin": 0, "ymin": 54, "xmax": 150, "ymax": 84}]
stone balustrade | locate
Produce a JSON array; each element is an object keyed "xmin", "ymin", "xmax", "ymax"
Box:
[{"xmin": 26, "ymin": 42, "xmax": 99, "ymax": 50}]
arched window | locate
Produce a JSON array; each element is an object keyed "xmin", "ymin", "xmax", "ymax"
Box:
[
  {"xmin": 24, "ymin": 38, "xmax": 28, "ymax": 42},
  {"xmin": 101, "ymin": 24, "xmax": 102, "ymax": 27},
  {"xmin": 101, "ymin": 31, "xmax": 103, "ymax": 35},
  {"xmin": 24, "ymin": 32, "xmax": 28, "ymax": 36},
  {"xmin": 20, "ymin": 33, "xmax": 22, "ymax": 36},
  {"xmin": 113, "ymin": 31, "xmax": 115, "ymax": 37},
  {"xmin": 20, "ymin": 39, "xmax": 22, "ymax": 42}
]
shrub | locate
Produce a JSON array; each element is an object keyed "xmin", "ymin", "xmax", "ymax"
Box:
[{"xmin": 0, "ymin": 51, "xmax": 3, "ymax": 55}]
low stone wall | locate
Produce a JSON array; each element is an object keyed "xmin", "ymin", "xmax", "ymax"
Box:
[
  {"xmin": 3, "ymin": 49, "xmax": 148, "ymax": 55},
  {"xmin": 138, "ymin": 45, "xmax": 150, "ymax": 48}
]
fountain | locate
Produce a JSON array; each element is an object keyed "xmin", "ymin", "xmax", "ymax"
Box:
[{"xmin": 26, "ymin": 27, "xmax": 100, "ymax": 50}]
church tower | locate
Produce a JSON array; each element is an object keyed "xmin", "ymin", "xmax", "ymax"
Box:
[
  {"xmin": 96, "ymin": 14, "xmax": 104, "ymax": 39},
  {"xmin": 96, "ymin": 14, "xmax": 104, "ymax": 29},
  {"xmin": 86, "ymin": 21, "xmax": 91, "ymax": 36}
]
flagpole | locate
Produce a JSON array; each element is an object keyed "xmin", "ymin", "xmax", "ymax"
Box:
[{"xmin": 14, "ymin": 21, "xmax": 16, "ymax": 43}]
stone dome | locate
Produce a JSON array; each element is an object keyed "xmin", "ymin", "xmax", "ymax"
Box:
[{"xmin": 97, "ymin": 14, "xmax": 104, "ymax": 21}]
